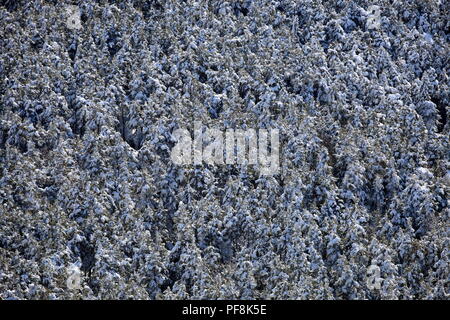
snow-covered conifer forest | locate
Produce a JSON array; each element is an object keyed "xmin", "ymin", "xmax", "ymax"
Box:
[{"xmin": 0, "ymin": 0, "xmax": 448, "ymax": 299}]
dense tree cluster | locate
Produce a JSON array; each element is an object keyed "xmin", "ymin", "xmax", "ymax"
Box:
[{"xmin": 0, "ymin": 0, "xmax": 448, "ymax": 299}]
